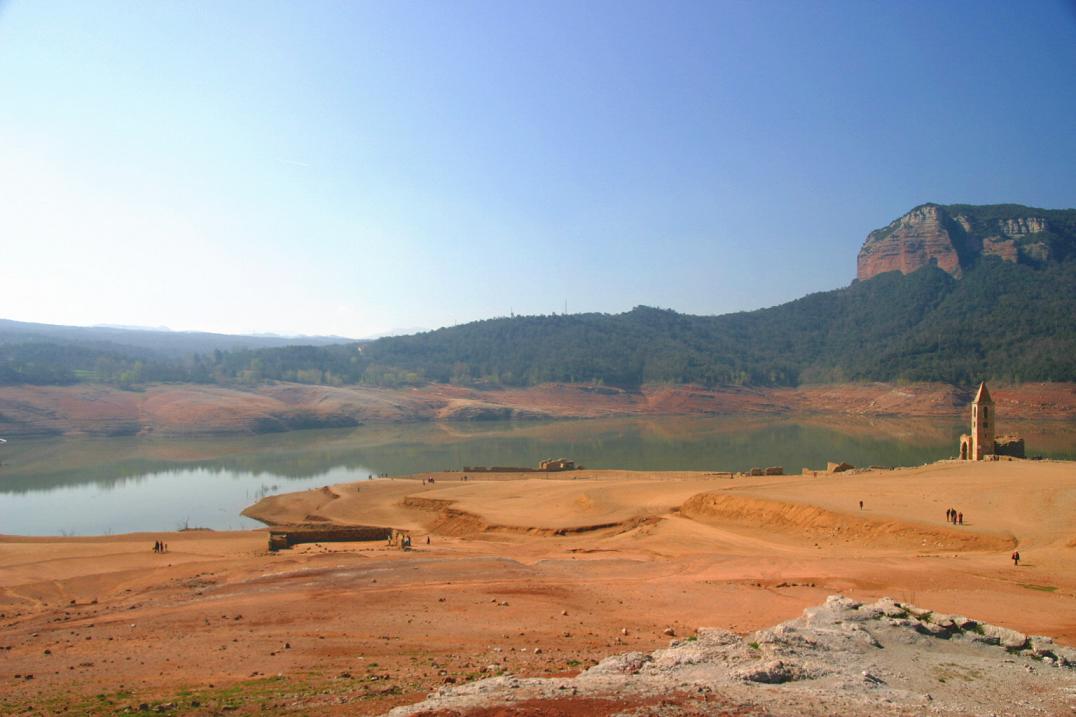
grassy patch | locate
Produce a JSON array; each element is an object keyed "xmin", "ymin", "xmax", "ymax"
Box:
[
  {"xmin": 748, "ymin": 642, "xmax": 760, "ymax": 650},
  {"xmin": 0, "ymin": 669, "xmax": 422, "ymax": 716},
  {"xmin": 1020, "ymin": 583, "xmax": 1057, "ymax": 593},
  {"xmin": 933, "ymin": 662, "xmax": 983, "ymax": 683}
]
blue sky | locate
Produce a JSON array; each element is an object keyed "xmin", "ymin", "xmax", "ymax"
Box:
[{"xmin": 1, "ymin": 0, "xmax": 1074, "ymax": 337}]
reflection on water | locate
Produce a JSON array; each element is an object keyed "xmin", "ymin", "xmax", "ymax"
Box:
[{"xmin": 0, "ymin": 415, "xmax": 1072, "ymax": 535}]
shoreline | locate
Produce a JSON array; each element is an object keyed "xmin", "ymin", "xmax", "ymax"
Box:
[{"xmin": 1, "ymin": 380, "xmax": 1074, "ymax": 438}]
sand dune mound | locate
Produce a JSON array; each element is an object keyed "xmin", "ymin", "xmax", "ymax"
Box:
[
  {"xmin": 401, "ymin": 496, "xmax": 489, "ymax": 536},
  {"xmin": 388, "ymin": 595, "xmax": 1076, "ymax": 717},
  {"xmin": 403, "ymin": 493, "xmax": 661, "ymax": 538},
  {"xmin": 680, "ymin": 492, "xmax": 1014, "ymax": 552}
]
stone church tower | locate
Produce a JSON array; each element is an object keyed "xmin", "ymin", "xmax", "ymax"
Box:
[
  {"xmin": 970, "ymin": 382, "xmax": 995, "ymax": 460},
  {"xmin": 960, "ymin": 382, "xmax": 995, "ymax": 460}
]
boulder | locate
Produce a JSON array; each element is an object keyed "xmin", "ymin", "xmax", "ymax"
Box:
[
  {"xmin": 981, "ymin": 624, "xmax": 1028, "ymax": 650},
  {"xmin": 736, "ymin": 659, "xmax": 811, "ymax": 684},
  {"xmin": 585, "ymin": 652, "xmax": 652, "ymax": 675}
]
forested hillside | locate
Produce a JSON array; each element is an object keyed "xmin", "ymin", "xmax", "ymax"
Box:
[
  {"xmin": 362, "ymin": 258, "xmax": 1076, "ymax": 387},
  {"xmin": 2, "ymin": 258, "xmax": 1074, "ymax": 388}
]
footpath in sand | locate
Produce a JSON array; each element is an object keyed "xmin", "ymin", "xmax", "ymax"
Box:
[{"xmin": 1, "ymin": 460, "xmax": 1074, "ymax": 715}]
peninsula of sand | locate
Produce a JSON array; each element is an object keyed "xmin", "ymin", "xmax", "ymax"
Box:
[{"xmin": 2, "ymin": 457, "xmax": 1074, "ymax": 715}]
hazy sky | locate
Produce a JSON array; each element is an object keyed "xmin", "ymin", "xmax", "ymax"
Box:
[{"xmin": 2, "ymin": 1, "xmax": 1075, "ymax": 337}]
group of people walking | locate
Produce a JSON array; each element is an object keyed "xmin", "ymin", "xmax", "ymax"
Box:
[
  {"xmin": 388, "ymin": 531, "xmax": 432, "ymax": 550},
  {"xmin": 152, "ymin": 540, "xmax": 168, "ymax": 553},
  {"xmin": 945, "ymin": 506, "xmax": 1021, "ymax": 566}
]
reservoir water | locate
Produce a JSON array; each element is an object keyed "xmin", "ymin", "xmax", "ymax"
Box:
[{"xmin": 1, "ymin": 415, "xmax": 1073, "ymax": 536}]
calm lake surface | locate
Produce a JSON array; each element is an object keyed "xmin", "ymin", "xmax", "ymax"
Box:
[{"xmin": 1, "ymin": 415, "xmax": 1073, "ymax": 536}]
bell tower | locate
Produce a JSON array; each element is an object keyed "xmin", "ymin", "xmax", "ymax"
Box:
[{"xmin": 970, "ymin": 381, "xmax": 995, "ymax": 460}]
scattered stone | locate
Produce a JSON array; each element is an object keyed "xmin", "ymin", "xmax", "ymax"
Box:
[
  {"xmin": 384, "ymin": 595, "xmax": 1076, "ymax": 717},
  {"xmin": 862, "ymin": 671, "xmax": 886, "ymax": 685},
  {"xmin": 737, "ymin": 659, "xmax": 810, "ymax": 684}
]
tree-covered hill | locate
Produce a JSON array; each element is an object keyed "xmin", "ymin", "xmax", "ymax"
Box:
[
  {"xmin": 2, "ymin": 256, "xmax": 1073, "ymax": 389},
  {"xmin": 361, "ymin": 258, "xmax": 1076, "ymax": 387}
]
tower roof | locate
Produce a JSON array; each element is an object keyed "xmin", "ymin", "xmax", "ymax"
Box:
[{"xmin": 973, "ymin": 381, "xmax": 994, "ymax": 404}]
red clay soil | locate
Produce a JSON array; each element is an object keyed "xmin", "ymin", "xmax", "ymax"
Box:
[
  {"xmin": 0, "ymin": 381, "xmax": 1073, "ymax": 437},
  {"xmin": 2, "ymin": 461, "xmax": 1075, "ymax": 716}
]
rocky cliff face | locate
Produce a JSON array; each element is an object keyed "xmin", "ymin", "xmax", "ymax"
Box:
[{"xmin": 856, "ymin": 203, "xmax": 1075, "ymax": 281}]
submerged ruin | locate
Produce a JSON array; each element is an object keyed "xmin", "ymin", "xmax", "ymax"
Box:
[{"xmin": 959, "ymin": 382, "xmax": 1025, "ymax": 460}]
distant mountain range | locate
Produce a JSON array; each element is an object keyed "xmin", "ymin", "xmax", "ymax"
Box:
[
  {"xmin": 0, "ymin": 319, "xmax": 353, "ymax": 359},
  {"xmin": 2, "ymin": 203, "xmax": 1074, "ymax": 389}
]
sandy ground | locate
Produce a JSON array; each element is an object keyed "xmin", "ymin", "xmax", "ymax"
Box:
[
  {"xmin": 1, "ymin": 460, "xmax": 1074, "ymax": 715},
  {"xmin": 2, "ymin": 381, "xmax": 1074, "ymax": 436}
]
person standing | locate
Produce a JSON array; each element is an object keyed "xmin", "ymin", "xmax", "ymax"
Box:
[{"xmin": 1012, "ymin": 550, "xmax": 1021, "ymax": 566}]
